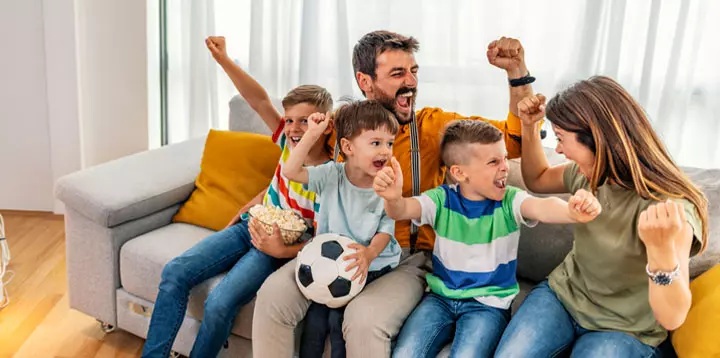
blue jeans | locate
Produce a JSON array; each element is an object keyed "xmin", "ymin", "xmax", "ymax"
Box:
[
  {"xmin": 393, "ymin": 292, "xmax": 511, "ymax": 358},
  {"xmin": 494, "ymin": 280, "xmax": 669, "ymax": 358},
  {"xmin": 299, "ymin": 266, "xmax": 392, "ymax": 358},
  {"xmin": 141, "ymin": 220, "xmax": 286, "ymax": 358}
]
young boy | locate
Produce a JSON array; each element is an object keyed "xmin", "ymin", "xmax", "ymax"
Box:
[
  {"xmin": 373, "ymin": 120, "xmax": 602, "ymax": 357},
  {"xmin": 283, "ymin": 100, "xmax": 402, "ymax": 358},
  {"xmin": 141, "ymin": 38, "xmax": 333, "ymax": 358}
]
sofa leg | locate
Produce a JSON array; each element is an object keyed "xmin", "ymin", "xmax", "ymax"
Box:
[{"xmin": 96, "ymin": 319, "xmax": 116, "ymax": 334}]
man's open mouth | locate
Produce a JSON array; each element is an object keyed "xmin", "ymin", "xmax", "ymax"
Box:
[{"xmin": 395, "ymin": 91, "xmax": 414, "ymax": 113}]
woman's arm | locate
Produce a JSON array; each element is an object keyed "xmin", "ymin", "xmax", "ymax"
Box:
[
  {"xmin": 517, "ymin": 95, "xmax": 569, "ymax": 194},
  {"xmin": 639, "ymin": 201, "xmax": 694, "ymax": 330},
  {"xmin": 207, "ymin": 36, "xmax": 282, "ymax": 132}
]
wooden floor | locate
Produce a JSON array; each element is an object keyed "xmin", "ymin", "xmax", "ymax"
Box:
[{"xmin": 0, "ymin": 210, "xmax": 145, "ymax": 358}]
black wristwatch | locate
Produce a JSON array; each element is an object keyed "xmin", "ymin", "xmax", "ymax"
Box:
[
  {"xmin": 509, "ymin": 72, "xmax": 536, "ymax": 87},
  {"xmin": 646, "ymin": 263, "xmax": 680, "ymax": 286}
]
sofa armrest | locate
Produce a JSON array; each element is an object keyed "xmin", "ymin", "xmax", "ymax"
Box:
[{"xmin": 56, "ymin": 137, "xmax": 206, "ymax": 228}]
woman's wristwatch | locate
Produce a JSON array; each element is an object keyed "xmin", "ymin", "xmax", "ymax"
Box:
[{"xmin": 646, "ymin": 263, "xmax": 681, "ymax": 286}]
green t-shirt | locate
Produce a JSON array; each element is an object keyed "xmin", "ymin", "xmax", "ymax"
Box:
[{"xmin": 548, "ymin": 163, "xmax": 703, "ymax": 346}]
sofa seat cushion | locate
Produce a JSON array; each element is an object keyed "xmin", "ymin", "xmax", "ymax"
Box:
[{"xmin": 119, "ymin": 223, "xmax": 256, "ymax": 340}]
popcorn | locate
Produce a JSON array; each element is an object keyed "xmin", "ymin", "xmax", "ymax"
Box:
[{"xmin": 248, "ymin": 205, "xmax": 307, "ymax": 244}]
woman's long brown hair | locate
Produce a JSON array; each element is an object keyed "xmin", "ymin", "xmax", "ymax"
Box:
[{"xmin": 546, "ymin": 76, "xmax": 708, "ymax": 252}]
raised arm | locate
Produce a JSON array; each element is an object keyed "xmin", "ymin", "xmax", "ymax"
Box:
[
  {"xmin": 206, "ymin": 36, "xmax": 282, "ymax": 132},
  {"xmin": 638, "ymin": 200, "xmax": 695, "ymax": 330},
  {"xmin": 373, "ymin": 158, "xmax": 422, "ymax": 221},
  {"xmin": 487, "ymin": 37, "xmax": 534, "ymax": 119},
  {"xmin": 520, "ymin": 189, "xmax": 601, "ymax": 224},
  {"xmin": 517, "ymin": 94, "xmax": 569, "ymax": 194},
  {"xmin": 282, "ymin": 112, "xmax": 330, "ymax": 184}
]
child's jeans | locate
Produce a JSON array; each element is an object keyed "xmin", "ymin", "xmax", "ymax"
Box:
[
  {"xmin": 299, "ymin": 266, "xmax": 392, "ymax": 358},
  {"xmin": 392, "ymin": 292, "xmax": 511, "ymax": 358},
  {"xmin": 142, "ymin": 220, "xmax": 287, "ymax": 358}
]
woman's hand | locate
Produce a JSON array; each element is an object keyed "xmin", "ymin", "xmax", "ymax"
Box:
[
  {"xmin": 638, "ymin": 200, "xmax": 691, "ymax": 270},
  {"xmin": 517, "ymin": 94, "xmax": 546, "ymax": 128}
]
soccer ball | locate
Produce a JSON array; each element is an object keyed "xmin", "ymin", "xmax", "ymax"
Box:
[{"xmin": 295, "ymin": 233, "xmax": 366, "ymax": 308}]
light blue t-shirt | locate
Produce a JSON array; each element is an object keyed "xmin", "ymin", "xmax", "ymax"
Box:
[{"xmin": 306, "ymin": 162, "xmax": 401, "ymax": 271}]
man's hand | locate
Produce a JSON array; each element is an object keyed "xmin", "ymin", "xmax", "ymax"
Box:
[
  {"xmin": 487, "ymin": 37, "xmax": 527, "ymax": 78},
  {"xmin": 517, "ymin": 94, "xmax": 546, "ymax": 127},
  {"xmin": 206, "ymin": 36, "xmax": 229, "ymax": 63},
  {"xmin": 344, "ymin": 243, "xmax": 378, "ymax": 284},
  {"xmin": 248, "ymin": 219, "xmax": 287, "ymax": 259},
  {"xmin": 306, "ymin": 112, "xmax": 332, "ymax": 138},
  {"xmin": 373, "ymin": 157, "xmax": 403, "ymax": 201},
  {"xmin": 568, "ymin": 189, "xmax": 602, "ymax": 223}
]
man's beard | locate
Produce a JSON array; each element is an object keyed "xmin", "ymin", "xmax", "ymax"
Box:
[{"xmin": 373, "ymin": 85, "xmax": 416, "ymax": 124}]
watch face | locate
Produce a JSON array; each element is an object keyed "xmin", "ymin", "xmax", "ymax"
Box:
[{"xmin": 654, "ymin": 273, "xmax": 672, "ymax": 286}]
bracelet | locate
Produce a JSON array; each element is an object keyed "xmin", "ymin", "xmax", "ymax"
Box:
[{"xmin": 509, "ymin": 72, "xmax": 536, "ymax": 87}]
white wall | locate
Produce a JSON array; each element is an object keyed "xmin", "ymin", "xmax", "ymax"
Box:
[
  {"xmin": 0, "ymin": 0, "xmax": 150, "ymax": 212},
  {"xmin": 75, "ymin": 0, "xmax": 148, "ymax": 168},
  {"xmin": 0, "ymin": 0, "xmax": 54, "ymax": 211}
]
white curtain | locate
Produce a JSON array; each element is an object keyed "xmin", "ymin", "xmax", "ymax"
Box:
[{"xmin": 166, "ymin": 0, "xmax": 720, "ymax": 169}]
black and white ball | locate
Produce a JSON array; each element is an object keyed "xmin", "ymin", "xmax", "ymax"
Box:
[{"xmin": 295, "ymin": 233, "xmax": 366, "ymax": 308}]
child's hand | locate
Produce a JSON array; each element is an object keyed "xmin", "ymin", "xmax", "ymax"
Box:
[
  {"xmin": 373, "ymin": 157, "xmax": 403, "ymax": 201},
  {"xmin": 306, "ymin": 112, "xmax": 332, "ymax": 138},
  {"xmin": 517, "ymin": 94, "xmax": 546, "ymax": 128},
  {"xmin": 206, "ymin": 36, "xmax": 229, "ymax": 62},
  {"xmin": 248, "ymin": 219, "xmax": 287, "ymax": 258},
  {"xmin": 568, "ymin": 189, "xmax": 602, "ymax": 223},
  {"xmin": 344, "ymin": 243, "xmax": 378, "ymax": 284}
]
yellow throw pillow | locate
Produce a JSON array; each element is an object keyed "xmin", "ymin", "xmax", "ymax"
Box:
[
  {"xmin": 672, "ymin": 264, "xmax": 720, "ymax": 357},
  {"xmin": 173, "ymin": 129, "xmax": 281, "ymax": 231}
]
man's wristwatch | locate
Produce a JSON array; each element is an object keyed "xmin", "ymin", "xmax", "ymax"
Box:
[{"xmin": 646, "ymin": 263, "xmax": 681, "ymax": 286}]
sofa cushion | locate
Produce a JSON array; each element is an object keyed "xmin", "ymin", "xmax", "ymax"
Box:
[
  {"xmin": 173, "ymin": 129, "xmax": 281, "ymax": 231},
  {"xmin": 510, "ymin": 149, "xmax": 720, "ymax": 283},
  {"xmin": 119, "ymin": 223, "xmax": 256, "ymax": 340}
]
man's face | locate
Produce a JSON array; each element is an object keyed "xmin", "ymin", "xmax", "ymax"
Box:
[{"xmin": 362, "ymin": 50, "xmax": 419, "ymax": 124}]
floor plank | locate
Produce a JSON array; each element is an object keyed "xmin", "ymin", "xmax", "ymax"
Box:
[{"xmin": 0, "ymin": 211, "xmax": 145, "ymax": 358}]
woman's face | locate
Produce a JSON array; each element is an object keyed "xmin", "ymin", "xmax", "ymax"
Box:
[{"xmin": 552, "ymin": 124, "xmax": 596, "ymax": 179}]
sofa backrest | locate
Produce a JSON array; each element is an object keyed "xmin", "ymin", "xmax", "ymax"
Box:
[
  {"xmin": 509, "ymin": 150, "xmax": 720, "ymax": 283},
  {"xmin": 228, "ymin": 95, "xmax": 282, "ymax": 136}
]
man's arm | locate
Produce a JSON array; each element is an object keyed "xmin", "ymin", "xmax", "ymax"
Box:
[{"xmin": 207, "ymin": 36, "xmax": 282, "ymax": 132}]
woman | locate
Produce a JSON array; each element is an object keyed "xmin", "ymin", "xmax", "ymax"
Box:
[{"xmin": 494, "ymin": 76, "xmax": 709, "ymax": 357}]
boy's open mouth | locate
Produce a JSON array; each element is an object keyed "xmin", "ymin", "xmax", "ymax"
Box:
[
  {"xmin": 373, "ymin": 159, "xmax": 387, "ymax": 169},
  {"xmin": 290, "ymin": 136, "xmax": 302, "ymax": 144},
  {"xmin": 494, "ymin": 178, "xmax": 507, "ymax": 189}
]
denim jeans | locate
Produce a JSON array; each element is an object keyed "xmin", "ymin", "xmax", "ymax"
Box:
[
  {"xmin": 392, "ymin": 292, "xmax": 511, "ymax": 358},
  {"xmin": 299, "ymin": 266, "xmax": 392, "ymax": 358},
  {"xmin": 494, "ymin": 280, "xmax": 671, "ymax": 358},
  {"xmin": 141, "ymin": 220, "xmax": 286, "ymax": 358}
]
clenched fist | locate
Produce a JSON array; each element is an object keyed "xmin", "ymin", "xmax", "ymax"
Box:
[
  {"xmin": 517, "ymin": 94, "xmax": 546, "ymax": 127},
  {"xmin": 373, "ymin": 157, "xmax": 403, "ymax": 201},
  {"xmin": 206, "ymin": 36, "xmax": 228, "ymax": 63},
  {"xmin": 487, "ymin": 37, "xmax": 527, "ymax": 75},
  {"xmin": 638, "ymin": 200, "xmax": 691, "ymax": 250},
  {"xmin": 568, "ymin": 189, "xmax": 602, "ymax": 223}
]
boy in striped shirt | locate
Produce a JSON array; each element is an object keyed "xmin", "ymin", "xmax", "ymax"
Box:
[{"xmin": 373, "ymin": 120, "xmax": 602, "ymax": 357}]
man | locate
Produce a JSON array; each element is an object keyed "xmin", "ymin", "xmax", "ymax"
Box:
[{"xmin": 253, "ymin": 31, "xmax": 535, "ymax": 357}]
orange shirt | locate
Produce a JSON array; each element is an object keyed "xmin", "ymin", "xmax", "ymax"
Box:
[{"xmin": 328, "ymin": 107, "xmax": 523, "ymax": 251}]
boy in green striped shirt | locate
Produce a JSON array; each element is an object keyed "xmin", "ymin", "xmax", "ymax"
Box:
[{"xmin": 373, "ymin": 120, "xmax": 602, "ymax": 357}]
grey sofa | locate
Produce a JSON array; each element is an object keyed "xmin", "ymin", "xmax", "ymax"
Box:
[{"xmin": 55, "ymin": 95, "xmax": 720, "ymax": 357}]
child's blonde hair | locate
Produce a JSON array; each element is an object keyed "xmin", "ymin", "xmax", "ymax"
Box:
[{"xmin": 281, "ymin": 85, "xmax": 333, "ymax": 113}]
